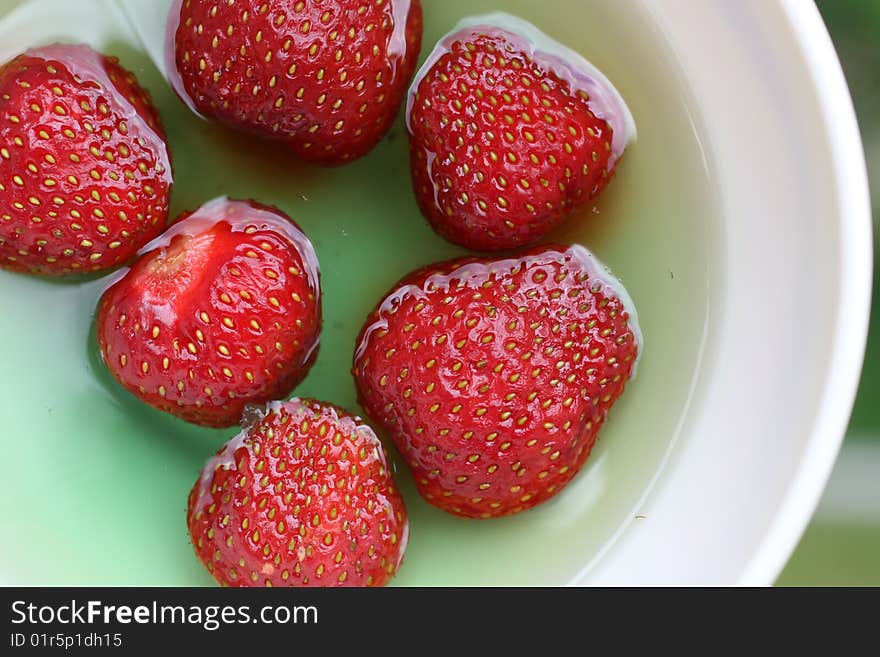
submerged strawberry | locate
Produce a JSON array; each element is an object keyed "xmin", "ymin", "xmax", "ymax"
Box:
[
  {"xmin": 353, "ymin": 244, "xmax": 640, "ymax": 518},
  {"xmin": 407, "ymin": 13, "xmax": 635, "ymax": 250},
  {"xmin": 188, "ymin": 398, "xmax": 409, "ymax": 587},
  {"xmin": 168, "ymin": 0, "xmax": 423, "ymax": 165},
  {"xmin": 0, "ymin": 44, "xmax": 172, "ymax": 276},
  {"xmin": 96, "ymin": 198, "xmax": 321, "ymax": 428}
]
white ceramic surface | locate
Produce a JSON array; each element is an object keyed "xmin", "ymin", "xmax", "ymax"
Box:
[
  {"xmin": 0, "ymin": 0, "xmax": 871, "ymax": 586},
  {"xmin": 586, "ymin": 0, "xmax": 872, "ymax": 585}
]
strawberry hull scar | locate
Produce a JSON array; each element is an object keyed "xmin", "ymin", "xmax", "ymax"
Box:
[
  {"xmin": 96, "ymin": 197, "xmax": 322, "ymax": 428},
  {"xmin": 353, "ymin": 244, "xmax": 641, "ymax": 519},
  {"xmin": 407, "ymin": 13, "xmax": 636, "ymax": 251}
]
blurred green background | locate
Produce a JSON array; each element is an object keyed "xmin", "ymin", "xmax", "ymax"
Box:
[{"xmin": 777, "ymin": 0, "xmax": 880, "ymax": 586}]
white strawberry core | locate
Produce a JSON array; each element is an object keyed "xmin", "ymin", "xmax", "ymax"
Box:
[{"xmin": 406, "ymin": 12, "xmax": 637, "ymax": 167}]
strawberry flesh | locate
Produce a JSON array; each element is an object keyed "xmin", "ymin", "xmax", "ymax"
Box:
[
  {"xmin": 0, "ymin": 44, "xmax": 172, "ymax": 275},
  {"xmin": 188, "ymin": 398, "xmax": 409, "ymax": 587},
  {"xmin": 168, "ymin": 0, "xmax": 423, "ymax": 165},
  {"xmin": 353, "ymin": 244, "xmax": 640, "ymax": 518},
  {"xmin": 96, "ymin": 198, "xmax": 321, "ymax": 428},
  {"xmin": 407, "ymin": 17, "xmax": 632, "ymax": 250}
]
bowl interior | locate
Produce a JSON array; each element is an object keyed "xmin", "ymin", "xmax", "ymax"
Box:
[{"xmin": 0, "ymin": 0, "xmax": 718, "ymax": 585}]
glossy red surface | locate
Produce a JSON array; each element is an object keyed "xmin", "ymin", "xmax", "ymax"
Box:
[
  {"xmin": 96, "ymin": 198, "xmax": 321, "ymax": 427},
  {"xmin": 0, "ymin": 44, "xmax": 172, "ymax": 275},
  {"xmin": 169, "ymin": 0, "xmax": 423, "ymax": 164},
  {"xmin": 354, "ymin": 244, "xmax": 639, "ymax": 518},
  {"xmin": 188, "ymin": 398, "xmax": 409, "ymax": 587},
  {"xmin": 408, "ymin": 28, "xmax": 619, "ymax": 250}
]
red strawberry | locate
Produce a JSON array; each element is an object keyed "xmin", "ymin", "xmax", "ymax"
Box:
[
  {"xmin": 353, "ymin": 244, "xmax": 640, "ymax": 518},
  {"xmin": 0, "ymin": 44, "xmax": 172, "ymax": 276},
  {"xmin": 407, "ymin": 14, "xmax": 635, "ymax": 251},
  {"xmin": 168, "ymin": 0, "xmax": 423, "ymax": 165},
  {"xmin": 96, "ymin": 197, "xmax": 321, "ymax": 428},
  {"xmin": 188, "ymin": 398, "xmax": 409, "ymax": 587}
]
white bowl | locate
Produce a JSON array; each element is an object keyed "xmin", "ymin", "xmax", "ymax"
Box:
[
  {"xmin": 0, "ymin": 0, "xmax": 871, "ymax": 586},
  {"xmin": 584, "ymin": 0, "xmax": 873, "ymax": 585}
]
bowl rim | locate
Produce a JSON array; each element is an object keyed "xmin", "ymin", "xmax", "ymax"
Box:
[
  {"xmin": 734, "ymin": 0, "xmax": 873, "ymax": 585},
  {"xmin": 0, "ymin": 0, "xmax": 872, "ymax": 587},
  {"xmin": 573, "ymin": 0, "xmax": 873, "ymax": 587}
]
